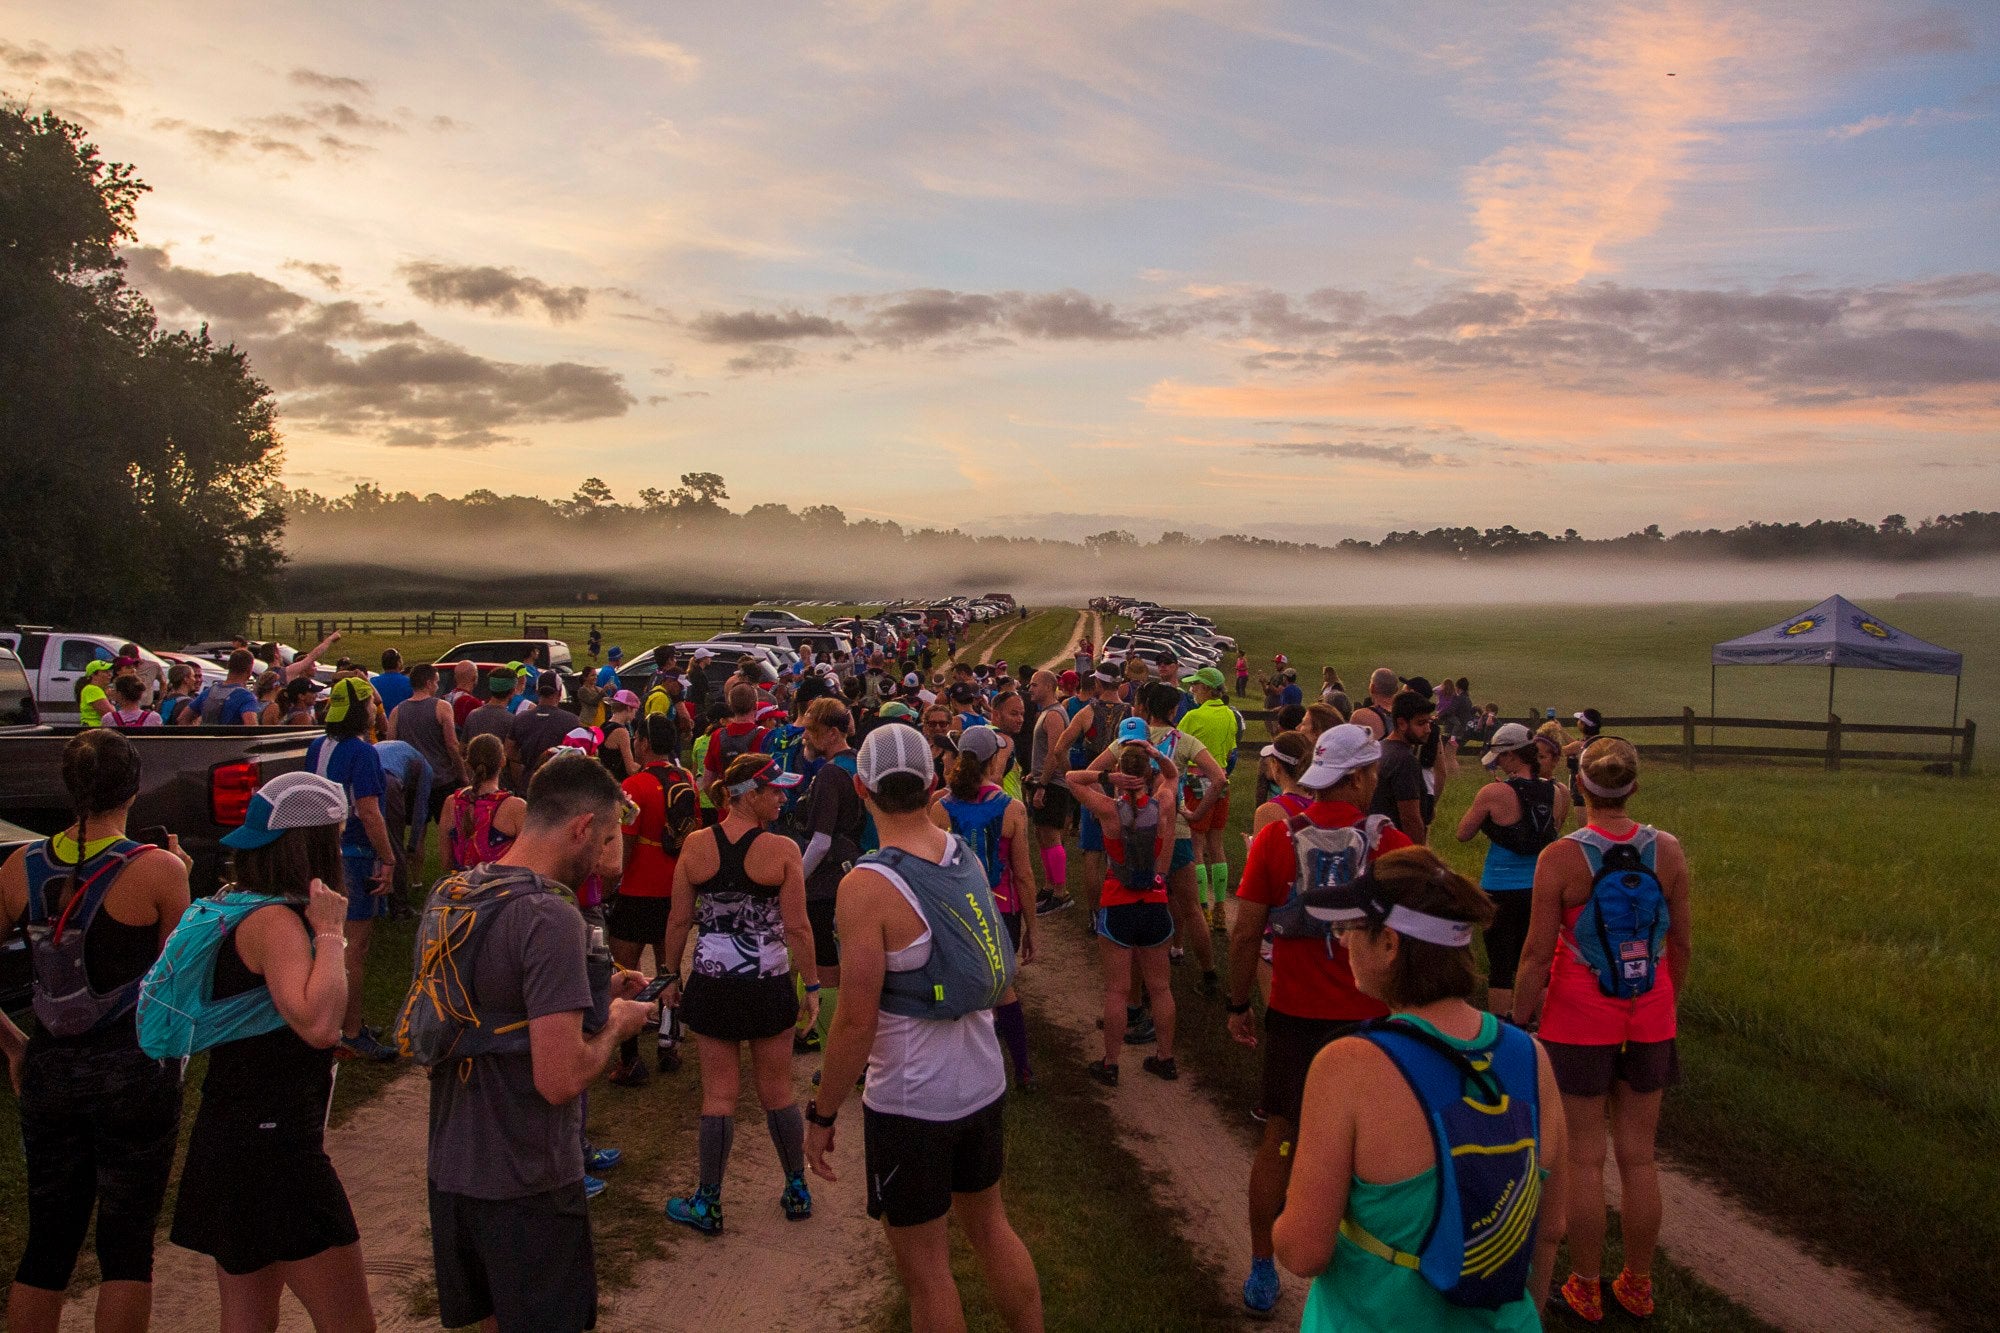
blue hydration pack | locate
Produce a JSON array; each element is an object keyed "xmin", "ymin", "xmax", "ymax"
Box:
[
  {"xmin": 939, "ymin": 785, "xmax": 1009, "ymax": 891},
  {"xmin": 864, "ymin": 839, "xmax": 1015, "ymax": 1021},
  {"xmin": 137, "ymin": 893, "xmax": 297, "ymax": 1058},
  {"xmin": 1567, "ymin": 826, "xmax": 1668, "ymax": 1000},
  {"xmin": 1345, "ymin": 1019, "xmax": 1543, "ymax": 1310}
]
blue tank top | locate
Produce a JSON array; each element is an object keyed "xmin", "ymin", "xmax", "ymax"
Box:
[
  {"xmin": 1479, "ymin": 840, "xmax": 1539, "ymax": 893},
  {"xmin": 939, "ymin": 786, "xmax": 1009, "ymax": 891}
]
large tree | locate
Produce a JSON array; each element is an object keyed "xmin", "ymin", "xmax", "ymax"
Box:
[{"xmin": 0, "ymin": 107, "xmax": 284, "ymax": 640}]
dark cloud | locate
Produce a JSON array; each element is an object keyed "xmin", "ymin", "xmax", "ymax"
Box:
[
  {"xmin": 282, "ymin": 260, "xmax": 345, "ymax": 290},
  {"xmin": 153, "ymin": 118, "xmax": 313, "ymax": 162},
  {"xmin": 400, "ymin": 261, "xmax": 590, "ymax": 322},
  {"xmin": 125, "ymin": 253, "xmax": 632, "ymax": 448},
  {"xmin": 0, "ymin": 40, "xmax": 128, "ymax": 123},
  {"xmin": 1005, "ymin": 290, "xmax": 1144, "ymax": 340},
  {"xmin": 726, "ymin": 345, "xmax": 802, "ymax": 374},
  {"xmin": 863, "ymin": 289, "xmax": 1003, "ymax": 342},
  {"xmin": 691, "ymin": 310, "xmax": 853, "ymax": 343},
  {"xmin": 289, "ymin": 68, "xmax": 373, "ymax": 97}
]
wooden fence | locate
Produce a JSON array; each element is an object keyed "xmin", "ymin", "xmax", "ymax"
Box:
[
  {"xmin": 1229, "ymin": 708, "xmax": 1977, "ymax": 776},
  {"xmin": 248, "ymin": 609, "xmax": 741, "ymax": 643}
]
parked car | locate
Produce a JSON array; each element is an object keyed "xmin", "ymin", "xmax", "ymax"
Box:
[
  {"xmin": 0, "ymin": 628, "xmax": 178, "ymax": 724},
  {"xmin": 0, "ymin": 648, "xmax": 38, "ymax": 727},
  {"xmin": 434, "ymin": 638, "xmax": 573, "ymax": 672},
  {"xmin": 741, "ymin": 609, "xmax": 816, "ymax": 631},
  {"xmin": 713, "ymin": 628, "xmax": 854, "ymax": 660},
  {"xmin": 0, "ymin": 815, "xmax": 36, "ymax": 1013}
]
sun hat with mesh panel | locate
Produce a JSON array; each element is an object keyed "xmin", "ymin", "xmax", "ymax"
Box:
[
  {"xmin": 856, "ymin": 721, "xmax": 934, "ymax": 791},
  {"xmin": 221, "ymin": 771, "xmax": 349, "ymax": 850}
]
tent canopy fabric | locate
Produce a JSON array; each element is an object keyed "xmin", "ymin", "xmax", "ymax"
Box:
[{"xmin": 1711, "ymin": 596, "xmax": 1963, "ymax": 676}]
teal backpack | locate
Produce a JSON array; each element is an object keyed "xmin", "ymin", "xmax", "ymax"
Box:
[{"xmin": 137, "ymin": 893, "xmax": 296, "ymax": 1059}]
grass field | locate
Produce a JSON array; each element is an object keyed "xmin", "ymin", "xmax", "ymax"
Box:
[
  {"xmin": 1186, "ymin": 599, "xmax": 2000, "ymax": 1325},
  {"xmin": 984, "ymin": 608, "xmax": 1082, "ymax": 673}
]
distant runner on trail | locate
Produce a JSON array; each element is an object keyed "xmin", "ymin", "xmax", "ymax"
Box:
[
  {"xmin": 1513, "ymin": 738, "xmax": 1692, "ymax": 1325},
  {"xmin": 1454, "ymin": 722, "xmax": 1567, "ymax": 1019},
  {"xmin": 1024, "ymin": 670, "xmax": 1075, "ymax": 916}
]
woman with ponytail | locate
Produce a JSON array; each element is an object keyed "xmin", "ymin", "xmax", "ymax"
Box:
[
  {"xmin": 439, "ymin": 733, "xmax": 526, "ymax": 872},
  {"xmin": 0, "ymin": 730, "xmax": 192, "ymax": 1333}
]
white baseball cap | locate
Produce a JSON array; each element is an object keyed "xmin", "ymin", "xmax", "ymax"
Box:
[
  {"xmin": 1300, "ymin": 723, "xmax": 1381, "ymax": 788},
  {"xmin": 1481, "ymin": 722, "xmax": 1535, "ymax": 767},
  {"xmin": 221, "ymin": 771, "xmax": 348, "ymax": 849},
  {"xmin": 856, "ymin": 721, "xmax": 933, "ymax": 791}
]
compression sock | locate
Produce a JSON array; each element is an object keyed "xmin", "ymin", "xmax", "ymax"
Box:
[
  {"xmin": 1043, "ymin": 844, "xmax": 1066, "ymax": 890},
  {"xmin": 814, "ymin": 985, "xmax": 839, "ymax": 1046},
  {"xmin": 994, "ymin": 999, "xmax": 1032, "ymax": 1079},
  {"xmin": 1197, "ymin": 862, "xmax": 1215, "ymax": 907},
  {"xmin": 766, "ymin": 1104, "xmax": 806, "ymax": 1176},
  {"xmin": 1208, "ymin": 862, "xmax": 1231, "ymax": 905},
  {"xmin": 658, "ymin": 1006, "xmax": 680, "ymax": 1052},
  {"xmin": 699, "ymin": 1114, "xmax": 735, "ymax": 1191}
]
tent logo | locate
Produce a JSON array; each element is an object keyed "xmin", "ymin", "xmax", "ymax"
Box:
[
  {"xmin": 1782, "ymin": 617, "xmax": 1819, "ymax": 636},
  {"xmin": 1853, "ymin": 616, "xmax": 1893, "ymax": 640}
]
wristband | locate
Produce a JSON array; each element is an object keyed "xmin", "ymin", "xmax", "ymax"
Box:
[
  {"xmin": 1227, "ymin": 1000, "xmax": 1251, "ymax": 1016},
  {"xmin": 316, "ymin": 933, "xmax": 348, "ymax": 948},
  {"xmin": 805, "ymin": 1098, "xmax": 837, "ymax": 1128},
  {"xmin": 805, "ymin": 982, "xmax": 822, "ymax": 994},
  {"xmin": 659, "ymin": 972, "xmax": 679, "ymax": 988}
]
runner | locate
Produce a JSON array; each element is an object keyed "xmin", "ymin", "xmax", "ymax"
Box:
[
  {"xmin": 181, "ymin": 649, "xmax": 260, "ymax": 727},
  {"xmin": 104, "ymin": 674, "xmax": 161, "ymax": 728},
  {"xmin": 1024, "ymin": 670, "xmax": 1075, "ymax": 915},
  {"xmin": 0, "ymin": 731, "xmax": 191, "ymax": 1333},
  {"xmin": 461, "ymin": 670, "xmax": 517, "ymax": 752},
  {"xmin": 1177, "ymin": 667, "xmax": 1244, "ymax": 931},
  {"xmin": 933, "ymin": 725, "xmax": 1037, "ymax": 1089},
  {"xmin": 169, "ymin": 774, "xmax": 376, "ymax": 1329},
  {"xmin": 445, "ymin": 661, "xmax": 482, "ymax": 732},
  {"xmin": 1352, "ymin": 668, "xmax": 1399, "ymax": 741},
  {"xmin": 1319, "ymin": 668, "xmax": 1351, "ymax": 718},
  {"xmin": 1250, "ymin": 731, "xmax": 1314, "ymax": 832},
  {"xmin": 1272, "ymin": 846, "xmax": 1568, "ymax": 1328},
  {"xmin": 1226, "ymin": 724, "xmax": 1413, "ymax": 1316},
  {"xmin": 440, "ymin": 734, "xmax": 525, "ymax": 871},
  {"xmin": 388, "ymin": 663, "xmax": 467, "ymax": 838},
  {"xmin": 701, "ymin": 683, "xmax": 772, "ymax": 790},
  {"xmin": 1235, "ymin": 651, "xmax": 1251, "ymax": 698},
  {"xmin": 608, "ymin": 714, "xmax": 701, "ymax": 1085},
  {"xmin": 1454, "ymin": 722, "xmax": 1567, "ymax": 1018},
  {"xmin": 658, "ymin": 754, "xmax": 818, "ymax": 1234},
  {"xmin": 372, "ymin": 648, "xmax": 413, "ymax": 716},
  {"xmin": 1513, "ymin": 738, "xmax": 1692, "ymax": 1325},
  {"xmin": 76, "ymin": 656, "xmax": 115, "ymax": 728},
  {"xmin": 803, "ymin": 724, "xmax": 1042, "ymax": 1332},
  {"xmin": 598, "ymin": 690, "xmax": 640, "ymax": 781},
  {"xmin": 507, "ymin": 674, "xmax": 584, "ymax": 786},
  {"xmin": 594, "ymin": 645, "xmax": 625, "ymax": 691},
  {"xmin": 1065, "ymin": 722, "xmax": 1182, "ymax": 1086},
  {"xmin": 1368, "ymin": 691, "xmax": 1433, "ymax": 845},
  {"xmin": 252, "ymin": 669, "xmax": 285, "ymax": 726},
  {"xmin": 793, "ymin": 698, "xmax": 866, "ymax": 1055},
  {"xmin": 1050, "ymin": 666, "xmax": 1128, "ymax": 914},
  {"xmin": 156, "ymin": 662, "xmax": 199, "ymax": 725}
]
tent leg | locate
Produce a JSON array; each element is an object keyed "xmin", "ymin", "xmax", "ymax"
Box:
[
  {"xmin": 1827, "ymin": 665, "xmax": 1836, "ymax": 718},
  {"xmin": 1709, "ymin": 666, "xmax": 1716, "ymax": 746},
  {"xmin": 1953, "ymin": 675, "xmax": 1963, "ymax": 765}
]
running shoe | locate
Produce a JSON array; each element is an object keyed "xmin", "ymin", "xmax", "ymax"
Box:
[
  {"xmin": 1169, "ymin": 946, "xmax": 1185, "ymax": 965},
  {"xmin": 1249, "ymin": 1105, "xmax": 1267, "ymax": 1125},
  {"xmin": 583, "ymin": 1174, "xmax": 608, "ymax": 1202},
  {"xmin": 781, "ymin": 1171, "xmax": 813, "ymax": 1220},
  {"xmin": 1086, "ymin": 1059, "xmax": 1120, "ymax": 1087},
  {"xmin": 608, "ymin": 1056, "xmax": 650, "ymax": 1088},
  {"xmin": 1242, "ymin": 1256, "xmax": 1280, "ymax": 1317},
  {"xmin": 1554, "ymin": 1274, "xmax": 1604, "ymax": 1324},
  {"xmin": 665, "ymin": 1184, "xmax": 724, "ymax": 1236},
  {"xmin": 1016, "ymin": 1067, "xmax": 1038, "ymax": 1092},
  {"xmin": 336, "ymin": 1027, "xmax": 399, "ymax": 1063},
  {"xmin": 1208, "ymin": 903, "xmax": 1227, "ymax": 933},
  {"xmin": 656, "ymin": 1042, "xmax": 683, "ymax": 1075},
  {"xmin": 1123, "ymin": 1014, "xmax": 1158, "ymax": 1045},
  {"xmin": 1142, "ymin": 1055, "xmax": 1179, "ymax": 1081},
  {"xmin": 1610, "ymin": 1270, "xmax": 1654, "ymax": 1320},
  {"xmin": 1035, "ymin": 892, "xmax": 1073, "ymax": 917},
  {"xmin": 794, "ymin": 1027, "xmax": 822, "ymax": 1054},
  {"xmin": 585, "ymin": 1145, "xmax": 623, "ymax": 1174}
]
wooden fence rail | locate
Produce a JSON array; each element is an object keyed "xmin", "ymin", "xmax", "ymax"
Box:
[{"xmin": 246, "ymin": 608, "xmax": 744, "ymax": 642}]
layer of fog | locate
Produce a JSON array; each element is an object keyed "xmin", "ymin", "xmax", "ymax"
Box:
[{"xmin": 285, "ymin": 515, "xmax": 2000, "ymax": 609}]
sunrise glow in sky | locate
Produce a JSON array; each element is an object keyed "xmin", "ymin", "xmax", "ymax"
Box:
[{"xmin": 5, "ymin": 1, "xmax": 1997, "ymax": 541}]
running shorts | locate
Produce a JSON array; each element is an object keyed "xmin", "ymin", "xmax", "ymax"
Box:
[
  {"xmin": 341, "ymin": 854, "xmax": 386, "ymax": 922},
  {"xmin": 1542, "ymin": 1038, "xmax": 1680, "ymax": 1098},
  {"xmin": 1094, "ymin": 901, "xmax": 1175, "ymax": 950},
  {"xmin": 1262, "ymin": 1008, "xmax": 1363, "ymax": 1127},
  {"xmin": 806, "ymin": 896, "xmax": 840, "ymax": 968},
  {"xmin": 1170, "ymin": 837, "xmax": 1196, "ymax": 874},
  {"xmin": 1078, "ymin": 806, "xmax": 1104, "ymax": 853},
  {"xmin": 605, "ymin": 894, "xmax": 671, "ymax": 947},
  {"xmin": 1186, "ymin": 793, "xmax": 1231, "ymax": 834},
  {"xmin": 429, "ymin": 1181, "xmax": 596, "ymax": 1332},
  {"xmin": 1003, "ymin": 910, "xmax": 1023, "ymax": 953},
  {"xmin": 864, "ymin": 1094, "xmax": 1007, "ymax": 1228},
  {"xmin": 680, "ymin": 973, "xmax": 797, "ymax": 1043},
  {"xmin": 1028, "ymin": 782, "xmax": 1073, "ymax": 830},
  {"xmin": 1481, "ymin": 889, "xmax": 1532, "ymax": 990}
]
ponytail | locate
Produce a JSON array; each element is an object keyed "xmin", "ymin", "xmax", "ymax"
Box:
[
  {"xmin": 59, "ymin": 730, "xmax": 142, "ymax": 870},
  {"xmin": 946, "ymin": 747, "xmax": 988, "ymax": 802}
]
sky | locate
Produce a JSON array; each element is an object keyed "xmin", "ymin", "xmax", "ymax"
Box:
[{"xmin": 5, "ymin": 0, "xmax": 1998, "ymax": 543}]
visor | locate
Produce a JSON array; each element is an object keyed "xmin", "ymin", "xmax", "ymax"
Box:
[
  {"xmin": 1311, "ymin": 869, "xmax": 1477, "ymax": 948},
  {"xmin": 724, "ymin": 756, "xmax": 803, "ymax": 797}
]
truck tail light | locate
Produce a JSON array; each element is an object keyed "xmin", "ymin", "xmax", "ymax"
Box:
[{"xmin": 210, "ymin": 761, "xmax": 260, "ymax": 827}]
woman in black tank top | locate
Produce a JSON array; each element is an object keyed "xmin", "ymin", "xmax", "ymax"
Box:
[{"xmin": 167, "ymin": 774, "xmax": 373, "ymax": 1324}]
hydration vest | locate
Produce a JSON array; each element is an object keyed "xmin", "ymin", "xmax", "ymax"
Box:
[
  {"xmin": 1565, "ymin": 826, "xmax": 1669, "ymax": 1000},
  {"xmin": 446, "ymin": 789, "xmax": 515, "ymax": 870},
  {"xmin": 866, "ymin": 839, "xmax": 1015, "ymax": 1021},
  {"xmin": 940, "ymin": 784, "xmax": 1010, "ymax": 891},
  {"xmin": 1266, "ymin": 813, "xmax": 1392, "ymax": 942},
  {"xmin": 1111, "ymin": 795, "xmax": 1163, "ymax": 891},
  {"xmin": 1482, "ymin": 777, "xmax": 1559, "ymax": 858},
  {"xmin": 136, "ymin": 893, "xmax": 297, "ymax": 1058},
  {"xmin": 22, "ymin": 838, "xmax": 156, "ymax": 1037}
]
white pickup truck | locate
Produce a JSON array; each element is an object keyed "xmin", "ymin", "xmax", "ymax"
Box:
[{"xmin": 0, "ymin": 627, "xmax": 179, "ymax": 724}]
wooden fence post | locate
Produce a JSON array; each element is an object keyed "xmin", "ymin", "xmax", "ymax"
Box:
[
  {"xmin": 1961, "ymin": 719, "xmax": 1977, "ymax": 778},
  {"xmin": 1682, "ymin": 707, "xmax": 1696, "ymax": 771},
  {"xmin": 1826, "ymin": 712, "xmax": 1842, "ymax": 772}
]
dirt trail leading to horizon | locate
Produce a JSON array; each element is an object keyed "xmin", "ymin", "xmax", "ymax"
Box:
[{"xmin": 1035, "ymin": 609, "xmax": 1088, "ymax": 672}]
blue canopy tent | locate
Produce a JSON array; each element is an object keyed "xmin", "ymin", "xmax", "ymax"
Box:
[{"xmin": 1710, "ymin": 595, "xmax": 1965, "ymax": 724}]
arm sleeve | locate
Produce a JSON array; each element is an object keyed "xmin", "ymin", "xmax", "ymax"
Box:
[{"xmin": 801, "ymin": 832, "xmax": 834, "ymax": 879}]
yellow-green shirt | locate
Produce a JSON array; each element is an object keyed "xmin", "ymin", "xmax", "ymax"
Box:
[{"xmin": 79, "ymin": 683, "xmax": 111, "ymax": 728}]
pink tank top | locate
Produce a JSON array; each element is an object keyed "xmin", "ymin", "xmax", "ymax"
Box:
[{"xmin": 1539, "ymin": 825, "xmax": 1677, "ymax": 1046}]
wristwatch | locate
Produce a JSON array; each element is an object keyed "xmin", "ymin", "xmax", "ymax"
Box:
[
  {"xmin": 805, "ymin": 1098, "xmax": 837, "ymax": 1128},
  {"xmin": 1227, "ymin": 1000, "xmax": 1252, "ymax": 1016}
]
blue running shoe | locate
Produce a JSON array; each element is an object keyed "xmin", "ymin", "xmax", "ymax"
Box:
[
  {"xmin": 1243, "ymin": 1256, "xmax": 1280, "ymax": 1317},
  {"xmin": 585, "ymin": 1145, "xmax": 622, "ymax": 1173},
  {"xmin": 665, "ymin": 1184, "xmax": 723, "ymax": 1236},
  {"xmin": 583, "ymin": 1174, "xmax": 608, "ymax": 1202},
  {"xmin": 781, "ymin": 1171, "xmax": 812, "ymax": 1220}
]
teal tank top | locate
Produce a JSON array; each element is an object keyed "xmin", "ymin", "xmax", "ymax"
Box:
[
  {"xmin": 1479, "ymin": 840, "xmax": 1539, "ymax": 893},
  {"xmin": 1300, "ymin": 1014, "xmax": 1545, "ymax": 1333}
]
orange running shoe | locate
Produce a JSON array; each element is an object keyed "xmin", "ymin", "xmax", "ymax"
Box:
[
  {"xmin": 1555, "ymin": 1274, "xmax": 1604, "ymax": 1324},
  {"xmin": 1611, "ymin": 1269, "xmax": 1655, "ymax": 1319}
]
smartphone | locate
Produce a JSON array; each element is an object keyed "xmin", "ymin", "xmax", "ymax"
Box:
[
  {"xmin": 136, "ymin": 824, "xmax": 171, "ymax": 849},
  {"xmin": 632, "ymin": 974, "xmax": 676, "ymax": 1005}
]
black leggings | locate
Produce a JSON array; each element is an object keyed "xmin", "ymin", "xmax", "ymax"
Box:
[{"xmin": 15, "ymin": 1033, "xmax": 183, "ymax": 1290}]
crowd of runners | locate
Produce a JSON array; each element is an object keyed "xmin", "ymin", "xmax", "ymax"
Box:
[{"xmin": 0, "ymin": 609, "xmax": 1692, "ymax": 1333}]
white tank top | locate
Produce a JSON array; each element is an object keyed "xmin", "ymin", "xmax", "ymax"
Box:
[{"xmin": 859, "ymin": 838, "xmax": 1008, "ymax": 1122}]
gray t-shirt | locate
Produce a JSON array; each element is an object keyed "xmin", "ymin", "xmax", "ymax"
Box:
[
  {"xmin": 461, "ymin": 702, "xmax": 514, "ymax": 748},
  {"xmin": 510, "ymin": 704, "xmax": 583, "ymax": 774},
  {"xmin": 1369, "ymin": 737, "xmax": 1425, "ymax": 822},
  {"xmin": 425, "ymin": 875, "xmax": 593, "ymax": 1200}
]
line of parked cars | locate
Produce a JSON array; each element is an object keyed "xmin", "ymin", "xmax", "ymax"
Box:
[{"xmin": 1090, "ymin": 598, "xmax": 1237, "ymax": 671}]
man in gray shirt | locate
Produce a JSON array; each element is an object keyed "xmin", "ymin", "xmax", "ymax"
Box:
[
  {"xmin": 1368, "ymin": 690, "xmax": 1434, "ymax": 845},
  {"xmin": 425, "ymin": 756, "xmax": 651, "ymax": 1332}
]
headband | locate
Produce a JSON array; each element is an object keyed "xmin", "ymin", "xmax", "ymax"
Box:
[
  {"xmin": 1316, "ymin": 867, "xmax": 1478, "ymax": 949},
  {"xmin": 725, "ymin": 757, "xmax": 780, "ymax": 797},
  {"xmin": 1578, "ymin": 770, "xmax": 1637, "ymax": 800}
]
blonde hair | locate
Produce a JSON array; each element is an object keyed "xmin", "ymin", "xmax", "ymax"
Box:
[{"xmin": 1577, "ymin": 737, "xmax": 1639, "ymax": 810}]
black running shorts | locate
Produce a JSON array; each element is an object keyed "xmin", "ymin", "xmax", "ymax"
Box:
[
  {"xmin": 429, "ymin": 1181, "xmax": 596, "ymax": 1332},
  {"xmin": 1542, "ymin": 1037, "xmax": 1680, "ymax": 1098},
  {"xmin": 1261, "ymin": 1008, "xmax": 1364, "ymax": 1128},
  {"xmin": 807, "ymin": 895, "xmax": 840, "ymax": 968},
  {"xmin": 864, "ymin": 1094, "xmax": 1007, "ymax": 1228},
  {"xmin": 605, "ymin": 894, "xmax": 671, "ymax": 947},
  {"xmin": 1028, "ymin": 781, "xmax": 1073, "ymax": 830}
]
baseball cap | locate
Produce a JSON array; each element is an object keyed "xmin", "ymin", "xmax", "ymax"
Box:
[
  {"xmin": 878, "ymin": 701, "xmax": 917, "ymax": 720},
  {"xmin": 754, "ymin": 701, "xmax": 785, "ymax": 723},
  {"xmin": 1191, "ymin": 666, "xmax": 1226, "ymax": 691},
  {"xmin": 904, "ymin": 672, "xmax": 921, "ymax": 687},
  {"xmin": 1116, "ymin": 716, "xmax": 1151, "ymax": 745},
  {"xmin": 856, "ymin": 722, "xmax": 934, "ymax": 791},
  {"xmin": 1404, "ymin": 676, "xmax": 1433, "ymax": 699},
  {"xmin": 1545, "ymin": 707, "xmax": 1558, "ymax": 720},
  {"xmin": 323, "ymin": 676, "xmax": 374, "ymax": 725},
  {"xmin": 610, "ymin": 689, "xmax": 641, "ymax": 709},
  {"xmin": 562, "ymin": 725, "xmax": 602, "ymax": 754},
  {"xmin": 953, "ymin": 724, "xmax": 1003, "ymax": 762},
  {"xmin": 1300, "ymin": 724, "xmax": 1381, "ymax": 788},
  {"xmin": 607, "ymin": 646, "xmax": 623, "ymax": 661},
  {"xmin": 1481, "ymin": 722, "xmax": 1535, "ymax": 767},
  {"xmin": 221, "ymin": 771, "xmax": 348, "ymax": 850},
  {"xmin": 82, "ymin": 656, "xmax": 113, "ymax": 675},
  {"xmin": 536, "ymin": 673, "xmax": 560, "ymax": 696},
  {"xmin": 949, "ymin": 683, "xmax": 977, "ymax": 704},
  {"xmin": 692, "ymin": 647, "xmax": 715, "ymax": 661},
  {"xmin": 1273, "ymin": 653, "xmax": 1288, "ymax": 665},
  {"xmin": 1058, "ymin": 669, "xmax": 1079, "ymax": 689}
]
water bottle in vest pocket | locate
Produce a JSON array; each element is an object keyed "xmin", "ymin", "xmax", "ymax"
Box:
[
  {"xmin": 1566, "ymin": 827, "xmax": 1668, "ymax": 999},
  {"xmin": 865, "ymin": 840, "xmax": 1015, "ymax": 1020},
  {"xmin": 1344, "ymin": 1019, "xmax": 1543, "ymax": 1310},
  {"xmin": 1266, "ymin": 815, "xmax": 1392, "ymax": 941}
]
